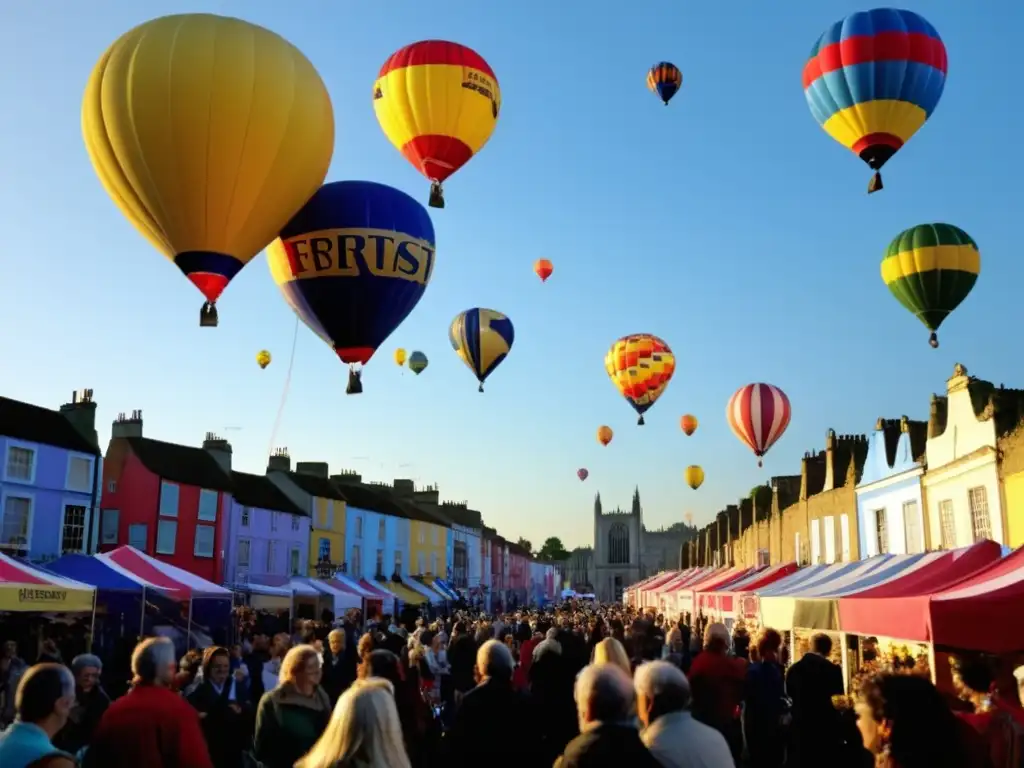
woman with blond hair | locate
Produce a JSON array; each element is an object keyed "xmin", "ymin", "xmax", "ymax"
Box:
[
  {"xmin": 252, "ymin": 644, "xmax": 331, "ymax": 768},
  {"xmin": 592, "ymin": 637, "xmax": 632, "ymax": 677},
  {"xmin": 297, "ymin": 678, "xmax": 411, "ymax": 768}
]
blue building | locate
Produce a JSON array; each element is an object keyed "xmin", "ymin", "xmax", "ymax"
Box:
[
  {"xmin": 855, "ymin": 416, "xmax": 928, "ymax": 557},
  {"xmin": 338, "ymin": 483, "xmax": 409, "ymax": 583}
]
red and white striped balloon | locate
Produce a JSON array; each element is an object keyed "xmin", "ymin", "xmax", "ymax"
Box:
[{"xmin": 726, "ymin": 383, "xmax": 791, "ymax": 467}]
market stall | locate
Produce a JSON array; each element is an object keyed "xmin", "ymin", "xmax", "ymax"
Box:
[
  {"xmin": 0, "ymin": 552, "xmax": 95, "ymax": 613},
  {"xmin": 699, "ymin": 562, "xmax": 799, "ymax": 629},
  {"xmin": 303, "ymin": 578, "xmax": 363, "ymax": 615},
  {"xmin": 624, "ymin": 573, "xmax": 666, "ymax": 606},
  {"xmin": 693, "ymin": 567, "xmax": 758, "ymax": 619},
  {"xmin": 638, "ymin": 571, "xmax": 680, "ymax": 609},
  {"xmin": 674, "ymin": 567, "xmax": 731, "ymax": 620},
  {"xmin": 649, "ymin": 568, "xmax": 706, "ymax": 614}
]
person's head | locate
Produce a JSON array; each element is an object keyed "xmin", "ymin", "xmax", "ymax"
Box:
[
  {"xmin": 756, "ymin": 628, "xmax": 783, "ymax": 662},
  {"xmin": 358, "ymin": 649, "xmax": 402, "ymax": 688},
  {"xmin": 634, "ymin": 661, "xmax": 691, "ymax": 728},
  {"xmin": 14, "ymin": 663, "xmax": 76, "ymax": 735},
  {"xmin": 703, "ymin": 622, "xmax": 730, "ymax": 653},
  {"xmin": 280, "ymin": 644, "xmax": 322, "ymax": 694},
  {"xmin": 2, "ymin": 640, "xmax": 17, "ymax": 659},
  {"xmin": 951, "ymin": 655, "xmax": 994, "ymax": 709},
  {"xmin": 70, "ymin": 653, "xmax": 102, "ymax": 693},
  {"xmin": 811, "ymin": 632, "xmax": 833, "ymax": 657},
  {"xmin": 202, "ymin": 646, "xmax": 231, "ymax": 687},
  {"xmin": 574, "ymin": 663, "xmax": 635, "ymax": 733},
  {"xmin": 132, "ymin": 637, "xmax": 177, "ymax": 687},
  {"xmin": 272, "ymin": 632, "xmax": 292, "ymax": 659},
  {"xmin": 357, "ymin": 632, "xmax": 376, "ymax": 662},
  {"xmin": 328, "ymin": 629, "xmax": 345, "ymax": 656},
  {"xmin": 593, "ymin": 637, "xmax": 632, "ymax": 677},
  {"xmin": 475, "ymin": 639, "xmax": 515, "ymax": 683}
]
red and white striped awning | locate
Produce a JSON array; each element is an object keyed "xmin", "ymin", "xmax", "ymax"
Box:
[{"xmin": 96, "ymin": 546, "xmax": 230, "ymax": 600}]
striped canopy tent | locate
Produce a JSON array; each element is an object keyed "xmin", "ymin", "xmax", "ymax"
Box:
[
  {"xmin": 429, "ymin": 578, "xmax": 460, "ymax": 601},
  {"xmin": 696, "ymin": 566, "xmax": 766, "ymax": 617},
  {"xmin": 379, "ymin": 578, "xmax": 430, "ymax": 606},
  {"xmin": 96, "ymin": 546, "xmax": 231, "ymax": 601},
  {"xmin": 303, "ymin": 578, "xmax": 363, "ymax": 614},
  {"xmin": 640, "ymin": 571, "xmax": 682, "ymax": 608},
  {"xmin": 663, "ymin": 568, "xmax": 716, "ymax": 615},
  {"xmin": 405, "ymin": 577, "xmax": 444, "ymax": 604},
  {"xmin": 626, "ymin": 572, "xmax": 674, "ymax": 606},
  {"xmin": 675, "ymin": 567, "xmax": 744, "ymax": 619},
  {"xmin": 699, "ymin": 562, "xmax": 799, "ymax": 625},
  {"xmin": 0, "ymin": 551, "xmax": 95, "ymax": 613},
  {"xmin": 413, "ymin": 577, "xmax": 450, "ymax": 603}
]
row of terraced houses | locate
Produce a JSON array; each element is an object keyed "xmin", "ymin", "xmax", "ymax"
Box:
[{"xmin": 0, "ymin": 390, "xmax": 557, "ymax": 610}]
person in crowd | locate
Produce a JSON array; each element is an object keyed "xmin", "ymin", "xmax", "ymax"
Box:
[
  {"xmin": 447, "ymin": 639, "xmax": 536, "ymax": 764},
  {"xmin": 635, "ymin": 660, "xmax": 734, "ymax": 768},
  {"xmin": 423, "ymin": 631, "xmax": 449, "ymax": 706},
  {"xmin": 555, "ymin": 663, "xmax": 660, "ymax": 767},
  {"xmin": 321, "ymin": 629, "xmax": 356, "ymax": 706},
  {"xmin": 52, "ymin": 653, "xmax": 110, "ymax": 757},
  {"xmin": 732, "ymin": 626, "xmax": 751, "ymax": 661},
  {"xmin": 243, "ymin": 632, "xmax": 271, "ymax": 705},
  {"xmin": 743, "ymin": 628, "xmax": 787, "ymax": 768},
  {"xmin": 187, "ymin": 646, "xmax": 249, "ymax": 768},
  {"xmin": 0, "ymin": 663, "xmax": 77, "ymax": 768},
  {"xmin": 252, "ymin": 644, "xmax": 331, "ymax": 768},
  {"xmin": 297, "ymin": 678, "xmax": 411, "ymax": 768},
  {"xmin": 37, "ymin": 640, "xmax": 63, "ymax": 666},
  {"xmin": 512, "ymin": 623, "xmax": 539, "ymax": 690},
  {"xmin": 529, "ymin": 632, "xmax": 579, "ymax": 766},
  {"xmin": 0, "ymin": 640, "xmax": 29, "ymax": 729},
  {"xmin": 786, "ymin": 631, "xmax": 846, "ymax": 767},
  {"xmin": 260, "ymin": 633, "xmax": 291, "ymax": 695},
  {"xmin": 687, "ymin": 622, "xmax": 746, "ymax": 761},
  {"xmin": 592, "ymin": 637, "xmax": 632, "ymax": 678},
  {"xmin": 83, "ymin": 637, "xmax": 212, "ymax": 768},
  {"xmin": 446, "ymin": 621, "xmax": 477, "ymax": 706},
  {"xmin": 950, "ymin": 655, "xmax": 1013, "ymax": 767}
]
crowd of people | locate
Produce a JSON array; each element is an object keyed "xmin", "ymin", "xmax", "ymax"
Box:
[{"xmin": 0, "ymin": 600, "xmax": 1021, "ymax": 767}]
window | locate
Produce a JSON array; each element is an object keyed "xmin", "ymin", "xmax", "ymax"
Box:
[
  {"xmin": 237, "ymin": 539, "xmax": 251, "ymax": 568},
  {"xmin": 968, "ymin": 486, "xmax": 992, "ymax": 542},
  {"xmin": 810, "ymin": 518, "xmax": 821, "ymax": 564},
  {"xmin": 61, "ymin": 505, "xmax": 88, "ymax": 554},
  {"xmin": 939, "ymin": 500, "xmax": 957, "ymax": 549},
  {"xmin": 418, "ymin": 526, "xmax": 425, "ymax": 545},
  {"xmin": 66, "ymin": 456, "xmax": 92, "ymax": 492},
  {"xmin": 355, "ymin": 516, "xmax": 363, "ymax": 537},
  {"xmin": 128, "ymin": 523, "xmax": 147, "ymax": 550},
  {"xmin": 159, "ymin": 482, "xmax": 179, "ymax": 518},
  {"xmin": 823, "ymin": 516, "xmax": 836, "ymax": 564},
  {"xmin": 291, "ymin": 515, "xmax": 299, "ymax": 531},
  {"xmin": 318, "ymin": 537, "xmax": 331, "ymax": 561},
  {"xmin": 197, "ymin": 490, "xmax": 218, "ymax": 522},
  {"xmin": 156, "ymin": 520, "xmax": 177, "ymax": 554},
  {"xmin": 432, "ymin": 527, "xmax": 439, "ymax": 546},
  {"xmin": 5, "ymin": 446, "xmax": 35, "ymax": 482},
  {"xmin": 290, "ymin": 547, "xmax": 301, "ymax": 576},
  {"xmin": 241, "ymin": 508, "xmax": 250, "ymax": 527},
  {"xmin": 378, "ymin": 519, "xmax": 386, "ymax": 541},
  {"xmin": 417, "ymin": 552, "xmax": 425, "ymax": 575},
  {"xmin": 270, "ymin": 512, "xmax": 278, "ymax": 532},
  {"xmin": 375, "ymin": 549, "xmax": 384, "ymax": 576},
  {"xmin": 1, "ymin": 496, "xmax": 32, "ymax": 551},
  {"xmin": 839, "ymin": 514, "xmax": 851, "ymax": 561},
  {"xmin": 351, "ymin": 545, "xmax": 361, "ymax": 575},
  {"xmin": 267, "ymin": 541, "xmax": 276, "ymax": 572},
  {"xmin": 394, "ymin": 550, "xmax": 403, "ymax": 575},
  {"xmin": 101, "ymin": 509, "xmax": 119, "ymax": 545},
  {"xmin": 194, "ymin": 525, "xmax": 214, "ymax": 557},
  {"xmin": 107, "ymin": 480, "xmax": 117, "ymax": 493},
  {"xmin": 431, "ymin": 552, "xmax": 438, "ymax": 575},
  {"xmin": 903, "ymin": 501, "xmax": 923, "ymax": 554},
  {"xmin": 873, "ymin": 509, "xmax": 888, "ymax": 554},
  {"xmin": 607, "ymin": 523, "xmax": 630, "ymax": 565},
  {"xmin": 757, "ymin": 548, "xmax": 770, "ymax": 567}
]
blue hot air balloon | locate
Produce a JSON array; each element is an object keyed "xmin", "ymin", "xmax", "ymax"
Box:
[
  {"xmin": 267, "ymin": 181, "xmax": 435, "ymax": 393},
  {"xmin": 449, "ymin": 308, "xmax": 515, "ymax": 392}
]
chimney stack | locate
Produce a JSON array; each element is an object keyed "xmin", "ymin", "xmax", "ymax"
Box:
[
  {"xmin": 202, "ymin": 432, "xmax": 233, "ymax": 474},
  {"xmin": 267, "ymin": 448, "xmax": 291, "ymax": 473},
  {"xmin": 111, "ymin": 410, "xmax": 143, "ymax": 439},
  {"xmin": 295, "ymin": 461, "xmax": 329, "ymax": 479},
  {"xmin": 59, "ymin": 389, "xmax": 98, "ymax": 449}
]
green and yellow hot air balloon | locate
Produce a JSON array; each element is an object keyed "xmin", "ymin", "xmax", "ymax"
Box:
[{"xmin": 881, "ymin": 223, "xmax": 980, "ymax": 348}]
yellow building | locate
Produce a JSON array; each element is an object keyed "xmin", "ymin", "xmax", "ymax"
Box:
[
  {"xmin": 265, "ymin": 455, "xmax": 346, "ymax": 574},
  {"xmin": 410, "ymin": 518, "xmax": 449, "ymax": 578}
]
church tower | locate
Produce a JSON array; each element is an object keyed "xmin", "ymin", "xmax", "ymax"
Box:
[
  {"xmin": 594, "ymin": 492, "xmax": 602, "ymax": 518},
  {"xmin": 632, "ymin": 486, "xmax": 644, "ymax": 574}
]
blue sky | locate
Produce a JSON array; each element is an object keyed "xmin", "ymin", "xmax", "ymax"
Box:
[{"xmin": 0, "ymin": 1, "xmax": 1020, "ymax": 550}]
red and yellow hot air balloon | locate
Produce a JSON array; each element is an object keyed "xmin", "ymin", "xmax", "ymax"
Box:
[
  {"xmin": 597, "ymin": 426, "xmax": 613, "ymax": 446},
  {"xmin": 680, "ymin": 414, "xmax": 698, "ymax": 436},
  {"xmin": 373, "ymin": 40, "xmax": 500, "ymax": 209},
  {"xmin": 534, "ymin": 258, "xmax": 553, "ymax": 282},
  {"xmin": 605, "ymin": 334, "xmax": 675, "ymax": 425},
  {"xmin": 726, "ymin": 383, "xmax": 792, "ymax": 467}
]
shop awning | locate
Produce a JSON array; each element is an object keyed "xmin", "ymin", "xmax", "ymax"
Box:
[
  {"xmin": 702, "ymin": 562, "xmax": 800, "ymax": 621},
  {"xmin": 0, "ymin": 553, "xmax": 95, "ymax": 612},
  {"xmin": 404, "ymin": 578, "xmax": 443, "ymax": 604},
  {"xmin": 695, "ymin": 567, "xmax": 762, "ymax": 615},
  {"xmin": 97, "ymin": 546, "xmax": 230, "ymax": 601},
  {"xmin": 674, "ymin": 567, "xmax": 730, "ymax": 615},
  {"xmin": 360, "ymin": 579, "xmax": 396, "ymax": 600},
  {"xmin": 305, "ymin": 579, "xmax": 362, "ymax": 614},
  {"xmin": 46, "ymin": 553, "xmax": 147, "ymax": 593},
  {"xmin": 427, "ymin": 578, "xmax": 459, "ymax": 600},
  {"xmin": 379, "ymin": 580, "xmax": 428, "ymax": 605}
]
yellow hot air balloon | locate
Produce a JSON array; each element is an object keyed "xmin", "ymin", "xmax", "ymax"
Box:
[
  {"xmin": 394, "ymin": 348, "xmax": 407, "ymax": 367},
  {"xmin": 256, "ymin": 350, "xmax": 272, "ymax": 370},
  {"xmin": 597, "ymin": 426, "xmax": 613, "ymax": 446},
  {"xmin": 83, "ymin": 14, "xmax": 335, "ymax": 327},
  {"xmin": 684, "ymin": 465, "xmax": 704, "ymax": 490}
]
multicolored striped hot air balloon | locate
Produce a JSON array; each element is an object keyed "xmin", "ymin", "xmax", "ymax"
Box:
[
  {"xmin": 597, "ymin": 426, "xmax": 613, "ymax": 446},
  {"xmin": 449, "ymin": 308, "xmax": 515, "ymax": 392},
  {"xmin": 727, "ymin": 384, "xmax": 792, "ymax": 467},
  {"xmin": 882, "ymin": 223, "xmax": 980, "ymax": 348},
  {"xmin": 373, "ymin": 40, "xmax": 500, "ymax": 208},
  {"xmin": 647, "ymin": 62, "xmax": 682, "ymax": 105},
  {"xmin": 605, "ymin": 334, "xmax": 675, "ymax": 425},
  {"xmin": 803, "ymin": 9, "xmax": 947, "ymax": 193}
]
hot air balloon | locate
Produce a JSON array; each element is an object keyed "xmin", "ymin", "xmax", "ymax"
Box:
[
  {"xmin": 83, "ymin": 14, "xmax": 335, "ymax": 326},
  {"xmin": 597, "ymin": 426, "xmax": 613, "ymax": 446},
  {"xmin": 647, "ymin": 62, "xmax": 682, "ymax": 105},
  {"xmin": 408, "ymin": 351, "xmax": 429, "ymax": 375},
  {"xmin": 256, "ymin": 350, "xmax": 272, "ymax": 370},
  {"xmin": 882, "ymin": 223, "xmax": 979, "ymax": 348},
  {"xmin": 684, "ymin": 465, "xmax": 704, "ymax": 490},
  {"xmin": 604, "ymin": 334, "xmax": 675, "ymax": 425},
  {"xmin": 535, "ymin": 259, "xmax": 553, "ymax": 282},
  {"xmin": 803, "ymin": 9, "xmax": 947, "ymax": 193},
  {"xmin": 727, "ymin": 384, "xmax": 792, "ymax": 467},
  {"xmin": 681, "ymin": 414, "xmax": 698, "ymax": 436},
  {"xmin": 449, "ymin": 309, "xmax": 514, "ymax": 392},
  {"xmin": 577, "ymin": 468, "xmax": 589, "ymax": 482},
  {"xmin": 395, "ymin": 348, "xmax": 407, "ymax": 367},
  {"xmin": 267, "ymin": 181, "xmax": 435, "ymax": 395},
  {"xmin": 373, "ymin": 41, "xmax": 500, "ymax": 209},
  {"xmin": 684, "ymin": 512, "xmax": 694, "ymax": 525}
]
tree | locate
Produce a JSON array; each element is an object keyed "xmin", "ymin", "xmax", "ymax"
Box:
[
  {"xmin": 516, "ymin": 537, "xmax": 533, "ymax": 554},
  {"xmin": 537, "ymin": 536, "xmax": 570, "ymax": 561}
]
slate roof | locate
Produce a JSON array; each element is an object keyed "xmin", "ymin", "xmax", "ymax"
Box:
[
  {"xmin": 0, "ymin": 397, "xmax": 99, "ymax": 455},
  {"xmin": 332, "ymin": 480, "xmax": 411, "ymax": 519},
  {"xmin": 231, "ymin": 471, "xmax": 306, "ymax": 517},
  {"xmin": 125, "ymin": 436, "xmax": 233, "ymax": 491},
  {"xmin": 283, "ymin": 472, "xmax": 349, "ymax": 502}
]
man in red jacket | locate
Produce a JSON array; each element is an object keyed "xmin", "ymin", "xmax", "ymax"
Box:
[{"xmin": 83, "ymin": 637, "xmax": 213, "ymax": 768}]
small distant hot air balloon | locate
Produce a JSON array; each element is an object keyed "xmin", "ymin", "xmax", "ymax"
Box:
[
  {"xmin": 577, "ymin": 468, "xmax": 589, "ymax": 482},
  {"xmin": 684, "ymin": 512, "xmax": 694, "ymax": 525},
  {"xmin": 605, "ymin": 334, "xmax": 675, "ymax": 425},
  {"xmin": 684, "ymin": 465, "xmax": 704, "ymax": 490},
  {"xmin": 83, "ymin": 14, "xmax": 335, "ymax": 326},
  {"xmin": 727, "ymin": 384, "xmax": 792, "ymax": 467},
  {"xmin": 267, "ymin": 181, "xmax": 435, "ymax": 395},
  {"xmin": 597, "ymin": 426, "xmax": 613, "ymax": 446},
  {"xmin": 408, "ymin": 351, "xmax": 429, "ymax": 375},
  {"xmin": 395, "ymin": 348, "xmax": 407, "ymax": 367},
  {"xmin": 256, "ymin": 350, "xmax": 272, "ymax": 370},
  {"xmin": 882, "ymin": 223, "xmax": 979, "ymax": 348},
  {"xmin": 449, "ymin": 309, "xmax": 514, "ymax": 392},
  {"xmin": 534, "ymin": 259, "xmax": 553, "ymax": 282},
  {"xmin": 647, "ymin": 62, "xmax": 682, "ymax": 105},
  {"xmin": 681, "ymin": 414, "xmax": 698, "ymax": 436},
  {"xmin": 803, "ymin": 9, "xmax": 947, "ymax": 193},
  {"xmin": 373, "ymin": 40, "xmax": 500, "ymax": 208}
]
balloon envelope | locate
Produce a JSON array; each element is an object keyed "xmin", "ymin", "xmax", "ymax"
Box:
[
  {"xmin": 408, "ymin": 350, "xmax": 429, "ymax": 374},
  {"xmin": 535, "ymin": 258, "xmax": 553, "ymax": 282},
  {"xmin": 681, "ymin": 414, "xmax": 698, "ymax": 436},
  {"xmin": 449, "ymin": 309, "xmax": 514, "ymax": 391},
  {"xmin": 597, "ymin": 426, "xmax": 613, "ymax": 446},
  {"xmin": 647, "ymin": 62, "xmax": 682, "ymax": 105},
  {"xmin": 577, "ymin": 468, "xmax": 589, "ymax": 482},
  {"xmin": 727, "ymin": 383, "xmax": 792, "ymax": 467},
  {"xmin": 395, "ymin": 348, "xmax": 407, "ymax": 366},
  {"xmin": 684, "ymin": 465, "xmax": 704, "ymax": 490},
  {"xmin": 256, "ymin": 350, "xmax": 271, "ymax": 370},
  {"xmin": 267, "ymin": 181, "xmax": 435, "ymax": 366},
  {"xmin": 604, "ymin": 334, "xmax": 675, "ymax": 425}
]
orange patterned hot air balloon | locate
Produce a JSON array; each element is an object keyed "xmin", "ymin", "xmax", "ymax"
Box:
[
  {"xmin": 680, "ymin": 414, "xmax": 698, "ymax": 436},
  {"xmin": 534, "ymin": 258, "xmax": 553, "ymax": 282},
  {"xmin": 604, "ymin": 334, "xmax": 675, "ymax": 425},
  {"xmin": 373, "ymin": 40, "xmax": 500, "ymax": 209},
  {"xmin": 597, "ymin": 425, "xmax": 613, "ymax": 446}
]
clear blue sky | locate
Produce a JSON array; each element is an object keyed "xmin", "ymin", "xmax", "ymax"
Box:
[{"xmin": 0, "ymin": 1, "xmax": 1020, "ymax": 550}]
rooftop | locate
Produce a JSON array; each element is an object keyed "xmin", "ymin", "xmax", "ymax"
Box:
[
  {"xmin": 125, "ymin": 436, "xmax": 233, "ymax": 491},
  {"xmin": 0, "ymin": 396, "xmax": 99, "ymax": 455}
]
